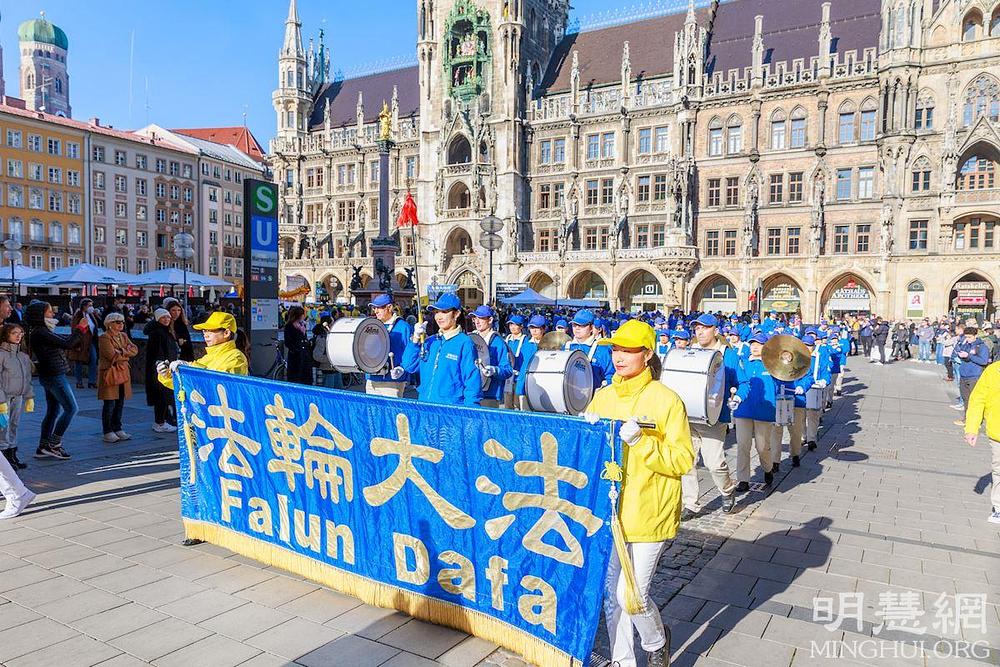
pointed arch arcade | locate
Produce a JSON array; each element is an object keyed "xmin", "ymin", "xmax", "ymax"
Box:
[{"xmin": 821, "ymin": 272, "xmax": 875, "ymax": 317}]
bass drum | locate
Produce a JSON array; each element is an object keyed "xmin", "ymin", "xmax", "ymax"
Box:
[
  {"xmin": 660, "ymin": 348, "xmax": 725, "ymax": 425},
  {"xmin": 468, "ymin": 333, "xmax": 493, "ymax": 391},
  {"xmin": 525, "ymin": 350, "xmax": 594, "ymax": 415},
  {"xmin": 326, "ymin": 317, "xmax": 390, "ymax": 374}
]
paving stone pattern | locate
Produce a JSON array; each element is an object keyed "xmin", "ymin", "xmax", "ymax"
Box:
[{"xmin": 0, "ymin": 359, "xmax": 996, "ymax": 666}]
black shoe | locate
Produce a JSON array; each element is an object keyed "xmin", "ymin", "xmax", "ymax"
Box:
[
  {"xmin": 764, "ymin": 471, "xmax": 774, "ymax": 486},
  {"xmin": 792, "ymin": 455, "xmax": 800, "ymax": 467},
  {"xmin": 646, "ymin": 626, "xmax": 671, "ymax": 667},
  {"xmin": 807, "ymin": 440, "xmax": 817, "ymax": 451},
  {"xmin": 772, "ymin": 461, "xmax": 780, "ymax": 473},
  {"xmin": 34, "ymin": 444, "xmax": 53, "ymax": 459},
  {"xmin": 1, "ymin": 448, "xmax": 13, "ymax": 466},
  {"xmin": 735, "ymin": 481, "xmax": 750, "ymax": 493},
  {"xmin": 10, "ymin": 448, "xmax": 26, "ymax": 470},
  {"xmin": 834, "ymin": 390, "xmax": 843, "ymax": 396},
  {"xmin": 49, "ymin": 445, "xmax": 70, "ymax": 460},
  {"xmin": 680, "ymin": 507, "xmax": 697, "ymax": 522},
  {"xmin": 722, "ymin": 493, "xmax": 737, "ymax": 513},
  {"xmin": 182, "ymin": 538, "xmax": 204, "ymax": 547}
]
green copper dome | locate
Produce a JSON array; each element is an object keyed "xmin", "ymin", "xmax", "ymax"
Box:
[{"xmin": 18, "ymin": 17, "xmax": 69, "ymax": 50}]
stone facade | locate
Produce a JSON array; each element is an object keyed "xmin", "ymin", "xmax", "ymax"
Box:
[{"xmin": 273, "ymin": 0, "xmax": 1000, "ymax": 322}]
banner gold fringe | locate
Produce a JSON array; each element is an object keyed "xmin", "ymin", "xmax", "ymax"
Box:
[{"xmin": 183, "ymin": 519, "xmax": 582, "ymax": 667}]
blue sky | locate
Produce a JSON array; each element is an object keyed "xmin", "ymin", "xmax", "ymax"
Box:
[{"xmin": 1, "ymin": 0, "xmax": 666, "ymax": 149}]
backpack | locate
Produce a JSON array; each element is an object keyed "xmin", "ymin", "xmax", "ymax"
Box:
[{"xmin": 312, "ymin": 333, "xmax": 329, "ymax": 365}]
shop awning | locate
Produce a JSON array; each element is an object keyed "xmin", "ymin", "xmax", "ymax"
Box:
[{"xmin": 826, "ymin": 297, "xmax": 871, "ymax": 311}]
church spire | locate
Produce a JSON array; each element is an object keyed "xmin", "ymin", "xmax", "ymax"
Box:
[{"xmin": 282, "ymin": 0, "xmax": 304, "ymax": 60}]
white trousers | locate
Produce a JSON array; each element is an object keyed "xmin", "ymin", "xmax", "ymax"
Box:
[
  {"xmin": 681, "ymin": 422, "xmax": 735, "ymax": 510},
  {"xmin": 0, "ymin": 444, "xmax": 28, "ymax": 504},
  {"xmin": 365, "ymin": 381, "xmax": 405, "ymax": 398},
  {"xmin": 991, "ymin": 440, "xmax": 1000, "ymax": 510},
  {"xmin": 833, "ymin": 371, "xmax": 844, "ymax": 393},
  {"xmin": 735, "ymin": 418, "xmax": 773, "ymax": 483},
  {"xmin": 605, "ymin": 540, "xmax": 668, "ymax": 666}
]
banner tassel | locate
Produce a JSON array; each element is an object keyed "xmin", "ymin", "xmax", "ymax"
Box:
[{"xmin": 601, "ymin": 460, "xmax": 646, "ymax": 616}]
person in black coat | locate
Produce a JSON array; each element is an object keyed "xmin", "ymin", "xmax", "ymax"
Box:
[
  {"xmin": 872, "ymin": 317, "xmax": 890, "ymax": 365},
  {"xmin": 163, "ymin": 298, "xmax": 194, "ymax": 362},
  {"xmin": 283, "ymin": 305, "xmax": 313, "ymax": 385},
  {"xmin": 25, "ymin": 301, "xmax": 82, "ymax": 460},
  {"xmin": 144, "ymin": 309, "xmax": 179, "ymax": 432}
]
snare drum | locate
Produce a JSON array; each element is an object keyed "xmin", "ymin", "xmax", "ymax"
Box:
[
  {"xmin": 775, "ymin": 396, "xmax": 795, "ymax": 425},
  {"xmin": 660, "ymin": 348, "xmax": 725, "ymax": 425},
  {"xmin": 326, "ymin": 317, "xmax": 390, "ymax": 374},
  {"xmin": 525, "ymin": 350, "xmax": 594, "ymax": 415},
  {"xmin": 805, "ymin": 386, "xmax": 824, "ymax": 410},
  {"xmin": 468, "ymin": 333, "xmax": 493, "ymax": 391}
]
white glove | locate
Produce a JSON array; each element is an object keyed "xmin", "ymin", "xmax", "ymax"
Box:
[
  {"xmin": 389, "ymin": 366, "xmax": 404, "ymax": 380},
  {"xmin": 169, "ymin": 360, "xmax": 187, "ymax": 373},
  {"xmin": 581, "ymin": 412, "xmax": 600, "ymax": 425},
  {"xmin": 156, "ymin": 361, "xmax": 170, "ymax": 375},
  {"xmin": 795, "ymin": 386, "xmax": 805, "ymax": 395},
  {"xmin": 728, "ymin": 395, "xmax": 742, "ymax": 411},
  {"xmin": 619, "ymin": 418, "xmax": 642, "ymax": 445},
  {"xmin": 814, "ymin": 379, "xmax": 828, "ymax": 388},
  {"xmin": 481, "ymin": 365, "xmax": 497, "ymax": 377},
  {"xmin": 412, "ymin": 322, "xmax": 427, "ymax": 340}
]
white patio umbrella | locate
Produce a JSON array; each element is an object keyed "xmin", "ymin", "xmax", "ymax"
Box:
[
  {"xmin": 1, "ymin": 263, "xmax": 46, "ymax": 286},
  {"xmin": 130, "ymin": 267, "xmax": 232, "ymax": 288},
  {"xmin": 31, "ymin": 263, "xmax": 137, "ymax": 286}
]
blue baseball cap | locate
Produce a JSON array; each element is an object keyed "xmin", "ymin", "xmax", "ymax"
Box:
[
  {"xmin": 555, "ymin": 318, "xmax": 568, "ymax": 329},
  {"xmin": 654, "ymin": 317, "xmax": 666, "ymax": 325},
  {"xmin": 527, "ymin": 315, "xmax": 547, "ymax": 328},
  {"xmin": 369, "ymin": 294, "xmax": 393, "ymax": 308},
  {"xmin": 471, "ymin": 305, "xmax": 495, "ymax": 319},
  {"xmin": 749, "ymin": 332, "xmax": 769, "ymax": 344},
  {"xmin": 508, "ymin": 314, "xmax": 525, "ymax": 325},
  {"xmin": 694, "ymin": 313, "xmax": 719, "ymax": 328},
  {"xmin": 571, "ymin": 309, "xmax": 596, "ymax": 326},
  {"xmin": 672, "ymin": 330, "xmax": 691, "ymax": 340},
  {"xmin": 428, "ymin": 292, "xmax": 461, "ymax": 311},
  {"xmin": 802, "ymin": 334, "xmax": 817, "ymax": 346},
  {"xmin": 594, "ymin": 317, "xmax": 605, "ymax": 329}
]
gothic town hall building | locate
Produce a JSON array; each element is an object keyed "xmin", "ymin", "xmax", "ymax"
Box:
[{"xmin": 271, "ymin": 0, "xmax": 1000, "ymax": 322}]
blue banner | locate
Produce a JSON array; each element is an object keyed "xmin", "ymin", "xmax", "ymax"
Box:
[{"xmin": 174, "ymin": 368, "xmax": 615, "ymax": 665}]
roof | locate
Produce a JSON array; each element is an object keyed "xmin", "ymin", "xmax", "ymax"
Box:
[
  {"xmin": 0, "ymin": 103, "xmax": 196, "ymax": 155},
  {"xmin": 540, "ymin": 9, "xmax": 710, "ymax": 93},
  {"xmin": 707, "ymin": 0, "xmax": 881, "ymax": 76},
  {"xmin": 172, "ymin": 133, "xmax": 265, "ymax": 171},
  {"xmin": 172, "ymin": 127, "xmax": 266, "ymax": 161},
  {"xmin": 310, "ymin": 66, "xmax": 420, "ymax": 129},
  {"xmin": 18, "ymin": 16, "xmax": 69, "ymax": 50}
]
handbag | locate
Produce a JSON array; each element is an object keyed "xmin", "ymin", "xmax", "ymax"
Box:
[{"xmin": 103, "ymin": 361, "xmax": 129, "ymax": 386}]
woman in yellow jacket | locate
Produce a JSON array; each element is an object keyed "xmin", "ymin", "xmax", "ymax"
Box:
[
  {"xmin": 157, "ymin": 311, "xmax": 248, "ymax": 389},
  {"xmin": 964, "ymin": 359, "xmax": 1000, "ymax": 524},
  {"xmin": 585, "ymin": 319, "xmax": 694, "ymax": 667}
]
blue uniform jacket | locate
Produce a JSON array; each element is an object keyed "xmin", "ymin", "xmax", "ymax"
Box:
[
  {"xmin": 827, "ymin": 338, "xmax": 844, "ymax": 374},
  {"xmin": 734, "ymin": 357, "xmax": 777, "ymax": 422},
  {"xmin": 951, "ymin": 339, "xmax": 991, "ymax": 380},
  {"xmin": 401, "ymin": 331, "xmax": 482, "ymax": 406},
  {"xmin": 514, "ymin": 339, "xmax": 540, "ymax": 396},
  {"xmin": 760, "ymin": 318, "xmax": 779, "ymax": 334},
  {"xmin": 480, "ymin": 331, "xmax": 514, "ymax": 401},
  {"xmin": 366, "ymin": 317, "xmax": 413, "ymax": 383},
  {"xmin": 566, "ymin": 338, "xmax": 615, "ymax": 388}
]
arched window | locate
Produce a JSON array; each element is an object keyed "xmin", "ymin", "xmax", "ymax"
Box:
[
  {"xmin": 838, "ymin": 100, "xmax": 856, "ymax": 144},
  {"xmin": 915, "ymin": 92, "xmax": 934, "ymax": 130},
  {"xmin": 25, "ymin": 73, "xmax": 34, "ymax": 89},
  {"xmin": 963, "ymin": 75, "xmax": 1000, "ymax": 126},
  {"xmin": 963, "ymin": 9, "xmax": 983, "ymax": 41},
  {"xmin": 447, "ymin": 135, "xmax": 472, "ymax": 164},
  {"xmin": 50, "ymin": 221, "xmax": 62, "ymax": 243},
  {"xmin": 959, "ymin": 155, "xmax": 996, "ymax": 190},
  {"xmin": 68, "ymin": 223, "xmax": 80, "ymax": 245},
  {"xmin": 708, "ymin": 117, "xmax": 724, "ymax": 156},
  {"xmin": 54, "ymin": 78, "xmax": 62, "ymax": 94},
  {"xmin": 448, "ymin": 182, "xmax": 471, "ymax": 209},
  {"xmin": 992, "ymin": 7, "xmax": 1000, "ymax": 36},
  {"xmin": 726, "ymin": 116, "xmax": 743, "ymax": 154},
  {"xmin": 859, "ymin": 98, "xmax": 878, "ymax": 141},
  {"xmin": 911, "ymin": 156, "xmax": 932, "ymax": 192},
  {"xmin": 769, "ymin": 109, "xmax": 786, "ymax": 150},
  {"xmin": 789, "ymin": 107, "xmax": 807, "ymax": 148}
]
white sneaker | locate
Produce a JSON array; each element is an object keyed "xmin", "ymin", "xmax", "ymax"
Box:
[
  {"xmin": 990, "ymin": 509, "xmax": 1000, "ymax": 525},
  {"xmin": 152, "ymin": 423, "xmax": 169, "ymax": 433},
  {"xmin": 161, "ymin": 423, "xmax": 178, "ymax": 433},
  {"xmin": 0, "ymin": 490, "xmax": 35, "ymax": 519},
  {"xmin": 102, "ymin": 432, "xmax": 119, "ymax": 443},
  {"xmin": 115, "ymin": 431, "xmax": 131, "ymax": 441}
]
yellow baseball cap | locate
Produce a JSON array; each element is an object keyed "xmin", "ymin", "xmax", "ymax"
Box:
[
  {"xmin": 598, "ymin": 320, "xmax": 655, "ymax": 351},
  {"xmin": 193, "ymin": 311, "xmax": 238, "ymax": 333}
]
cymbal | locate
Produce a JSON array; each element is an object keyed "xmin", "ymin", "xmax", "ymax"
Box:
[
  {"xmin": 538, "ymin": 331, "xmax": 571, "ymax": 351},
  {"xmin": 761, "ymin": 334, "xmax": 811, "ymax": 381}
]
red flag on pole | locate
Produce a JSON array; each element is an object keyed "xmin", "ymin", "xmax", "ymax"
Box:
[{"xmin": 396, "ymin": 192, "xmax": 419, "ymax": 227}]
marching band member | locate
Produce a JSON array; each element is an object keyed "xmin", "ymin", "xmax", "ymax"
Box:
[
  {"xmin": 792, "ymin": 334, "xmax": 828, "ymax": 458},
  {"xmin": 555, "ymin": 318, "xmax": 569, "ymax": 334},
  {"xmin": 503, "ymin": 314, "xmax": 528, "ymax": 409},
  {"xmin": 730, "ymin": 333, "xmax": 775, "ymax": 492},
  {"xmin": 682, "ymin": 314, "xmax": 738, "ymax": 518},
  {"xmin": 514, "ymin": 315, "xmax": 547, "ymax": 410},
  {"xmin": 584, "ymin": 319, "xmax": 694, "ymax": 667},
  {"xmin": 366, "ymin": 293, "xmax": 413, "ymax": 398},
  {"xmin": 671, "ymin": 330, "xmax": 690, "ymax": 350},
  {"xmin": 470, "ymin": 305, "xmax": 513, "ymax": 408},
  {"xmin": 565, "ymin": 309, "xmax": 615, "ymax": 388},
  {"xmin": 828, "ymin": 326, "xmax": 846, "ymax": 397},
  {"xmin": 656, "ymin": 330, "xmax": 672, "ymax": 360},
  {"xmin": 400, "ymin": 293, "xmax": 482, "ymax": 406}
]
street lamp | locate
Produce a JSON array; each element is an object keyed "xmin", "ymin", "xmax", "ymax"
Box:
[
  {"xmin": 478, "ymin": 214, "xmax": 503, "ymax": 306},
  {"xmin": 2, "ymin": 238, "xmax": 22, "ymax": 296},
  {"xmin": 173, "ymin": 233, "xmax": 195, "ymax": 313}
]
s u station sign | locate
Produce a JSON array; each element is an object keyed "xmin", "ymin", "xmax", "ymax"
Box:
[{"xmin": 243, "ymin": 179, "xmax": 279, "ymax": 376}]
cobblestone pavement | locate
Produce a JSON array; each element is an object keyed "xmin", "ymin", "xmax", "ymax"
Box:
[{"xmin": 0, "ymin": 358, "xmax": 997, "ymax": 666}]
